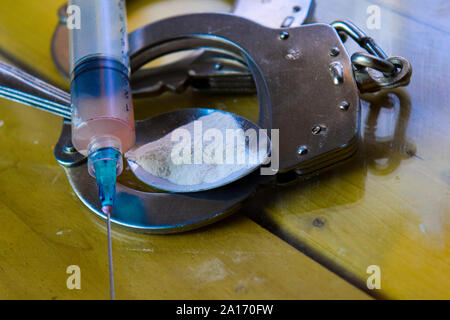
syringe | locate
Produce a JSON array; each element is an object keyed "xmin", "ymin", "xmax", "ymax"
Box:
[{"xmin": 68, "ymin": 0, "xmax": 135, "ymax": 299}]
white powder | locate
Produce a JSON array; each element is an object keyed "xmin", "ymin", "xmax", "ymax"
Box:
[{"xmin": 126, "ymin": 112, "xmax": 264, "ymax": 186}]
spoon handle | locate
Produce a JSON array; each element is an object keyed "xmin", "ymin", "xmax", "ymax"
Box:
[{"xmin": 0, "ymin": 60, "xmax": 71, "ymax": 119}]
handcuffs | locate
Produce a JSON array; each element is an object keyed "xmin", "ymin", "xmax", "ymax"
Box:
[{"xmin": 49, "ymin": 0, "xmax": 412, "ymax": 233}]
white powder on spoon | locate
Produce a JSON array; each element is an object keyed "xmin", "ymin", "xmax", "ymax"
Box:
[{"xmin": 125, "ymin": 112, "xmax": 263, "ymax": 186}]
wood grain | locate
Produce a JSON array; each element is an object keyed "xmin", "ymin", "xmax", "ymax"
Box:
[
  {"xmin": 246, "ymin": 0, "xmax": 450, "ymax": 299},
  {"xmin": 0, "ymin": 0, "xmax": 369, "ymax": 300}
]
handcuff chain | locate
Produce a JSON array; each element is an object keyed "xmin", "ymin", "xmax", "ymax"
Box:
[{"xmin": 331, "ymin": 20, "xmax": 412, "ymax": 93}]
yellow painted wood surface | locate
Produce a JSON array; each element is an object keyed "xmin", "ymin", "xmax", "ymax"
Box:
[
  {"xmin": 0, "ymin": 0, "xmax": 370, "ymax": 300},
  {"xmin": 245, "ymin": 0, "xmax": 450, "ymax": 299}
]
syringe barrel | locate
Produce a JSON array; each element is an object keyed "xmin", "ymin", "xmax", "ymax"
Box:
[
  {"xmin": 69, "ymin": 0, "xmax": 130, "ymax": 72},
  {"xmin": 69, "ymin": 0, "xmax": 135, "ymax": 156}
]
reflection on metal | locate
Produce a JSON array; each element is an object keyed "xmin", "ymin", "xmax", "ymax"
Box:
[
  {"xmin": 1, "ymin": 5, "xmax": 413, "ymax": 233},
  {"xmin": 329, "ymin": 62, "xmax": 345, "ymax": 85},
  {"xmin": 128, "ymin": 14, "xmax": 361, "ymax": 174},
  {"xmin": 331, "ymin": 20, "xmax": 390, "ymax": 60},
  {"xmin": 51, "ymin": 0, "xmax": 314, "ymax": 83},
  {"xmin": 67, "ymin": 14, "xmax": 360, "ymax": 233},
  {"xmin": 331, "ymin": 20, "xmax": 412, "ymax": 94},
  {"xmin": 0, "ymin": 60, "xmax": 70, "ymax": 118},
  {"xmin": 355, "ymin": 56, "xmax": 412, "ymax": 93},
  {"xmin": 351, "ymin": 52, "xmax": 396, "ymax": 75},
  {"xmin": 126, "ymin": 109, "xmax": 271, "ymax": 193},
  {"xmin": 131, "ymin": 49, "xmax": 255, "ymax": 97},
  {"xmin": 64, "ymin": 161, "xmax": 262, "ymax": 234}
]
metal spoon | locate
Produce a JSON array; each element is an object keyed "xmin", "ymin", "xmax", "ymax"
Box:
[
  {"xmin": 0, "ymin": 60, "xmax": 270, "ymax": 192},
  {"xmin": 126, "ymin": 108, "xmax": 270, "ymax": 193}
]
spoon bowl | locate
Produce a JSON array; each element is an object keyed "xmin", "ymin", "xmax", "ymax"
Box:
[
  {"xmin": 125, "ymin": 108, "xmax": 270, "ymax": 193},
  {"xmin": 0, "ymin": 61, "xmax": 270, "ymax": 193}
]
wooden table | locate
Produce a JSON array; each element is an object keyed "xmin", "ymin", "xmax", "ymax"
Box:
[{"xmin": 0, "ymin": 0, "xmax": 448, "ymax": 300}]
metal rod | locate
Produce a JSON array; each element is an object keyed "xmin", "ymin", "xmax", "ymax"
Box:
[
  {"xmin": 331, "ymin": 20, "xmax": 389, "ymax": 59},
  {"xmin": 0, "ymin": 87, "xmax": 71, "ymax": 119},
  {"xmin": 0, "ymin": 61, "xmax": 71, "ymax": 119}
]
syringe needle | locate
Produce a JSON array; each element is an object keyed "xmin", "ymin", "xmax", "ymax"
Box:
[
  {"xmin": 90, "ymin": 146, "xmax": 120, "ymax": 300},
  {"xmin": 103, "ymin": 205, "xmax": 115, "ymax": 300},
  {"xmin": 68, "ymin": 0, "xmax": 134, "ymax": 300}
]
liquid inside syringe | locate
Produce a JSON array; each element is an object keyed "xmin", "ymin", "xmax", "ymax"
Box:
[
  {"xmin": 68, "ymin": 0, "xmax": 136, "ymax": 299},
  {"xmin": 71, "ymin": 57, "xmax": 135, "ymax": 155}
]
